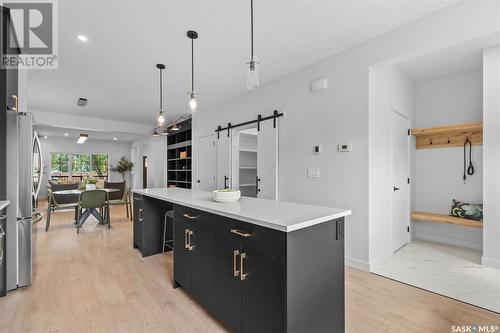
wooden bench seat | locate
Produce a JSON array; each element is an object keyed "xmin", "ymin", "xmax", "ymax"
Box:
[{"xmin": 410, "ymin": 211, "xmax": 483, "ymax": 228}]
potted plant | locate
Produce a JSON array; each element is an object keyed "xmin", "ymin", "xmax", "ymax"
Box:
[
  {"xmin": 83, "ymin": 176, "xmax": 98, "ymax": 190},
  {"xmin": 111, "ymin": 156, "xmax": 134, "ymax": 182}
]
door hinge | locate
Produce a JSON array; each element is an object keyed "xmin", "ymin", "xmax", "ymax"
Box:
[
  {"xmin": 407, "ymin": 226, "xmax": 410, "ymax": 232},
  {"xmin": 408, "ymin": 129, "xmax": 411, "ymax": 136},
  {"xmin": 407, "ymin": 178, "xmax": 410, "ymax": 184}
]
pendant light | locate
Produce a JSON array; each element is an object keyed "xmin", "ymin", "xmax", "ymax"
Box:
[
  {"xmin": 171, "ymin": 122, "xmax": 180, "ymax": 131},
  {"xmin": 156, "ymin": 64, "xmax": 166, "ymax": 126},
  {"xmin": 77, "ymin": 134, "xmax": 88, "ymax": 144},
  {"xmin": 152, "ymin": 128, "xmax": 160, "ymax": 137},
  {"xmin": 77, "ymin": 98, "xmax": 88, "ymax": 144},
  {"xmin": 187, "ymin": 30, "xmax": 198, "ymax": 112},
  {"xmin": 161, "ymin": 127, "xmax": 169, "ymax": 136},
  {"xmin": 246, "ymin": 0, "xmax": 260, "ymax": 90}
]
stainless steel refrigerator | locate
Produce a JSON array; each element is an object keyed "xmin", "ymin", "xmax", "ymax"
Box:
[{"xmin": 6, "ymin": 111, "xmax": 42, "ymax": 290}]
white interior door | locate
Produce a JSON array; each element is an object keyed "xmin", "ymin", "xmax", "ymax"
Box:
[
  {"xmin": 196, "ymin": 135, "xmax": 217, "ymax": 191},
  {"xmin": 392, "ymin": 111, "xmax": 410, "ymax": 252},
  {"xmin": 257, "ymin": 119, "xmax": 278, "ymax": 200},
  {"xmin": 216, "ymin": 131, "xmax": 231, "ymax": 189}
]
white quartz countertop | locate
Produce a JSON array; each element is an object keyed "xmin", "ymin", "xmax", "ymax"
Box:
[
  {"xmin": 0, "ymin": 200, "xmax": 10, "ymax": 211},
  {"xmin": 132, "ymin": 188, "xmax": 351, "ymax": 232}
]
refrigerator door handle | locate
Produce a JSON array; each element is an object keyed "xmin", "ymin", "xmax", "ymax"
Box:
[
  {"xmin": 0, "ymin": 224, "xmax": 5, "ymax": 238},
  {"xmin": 31, "ymin": 212, "xmax": 42, "ymax": 224}
]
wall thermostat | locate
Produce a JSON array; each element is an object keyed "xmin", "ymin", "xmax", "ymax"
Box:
[
  {"xmin": 338, "ymin": 143, "xmax": 352, "ymax": 152},
  {"xmin": 313, "ymin": 146, "xmax": 321, "ymax": 154}
]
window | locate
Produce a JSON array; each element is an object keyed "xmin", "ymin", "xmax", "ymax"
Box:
[
  {"xmin": 50, "ymin": 153, "xmax": 70, "ymax": 180},
  {"xmin": 50, "ymin": 153, "xmax": 108, "ymax": 181}
]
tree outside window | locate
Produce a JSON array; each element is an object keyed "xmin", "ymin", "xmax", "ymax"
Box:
[{"xmin": 50, "ymin": 153, "xmax": 108, "ymax": 181}]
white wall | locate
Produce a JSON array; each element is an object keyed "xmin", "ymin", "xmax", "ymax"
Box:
[
  {"xmin": 368, "ymin": 65, "xmax": 416, "ymax": 267},
  {"xmin": 192, "ymin": 1, "xmax": 500, "ymax": 270},
  {"xmin": 414, "ymin": 70, "xmax": 483, "ymax": 249},
  {"xmin": 130, "ymin": 136, "xmax": 167, "ymax": 190},
  {"xmin": 482, "ymin": 44, "xmax": 500, "ymax": 268},
  {"xmin": 39, "ymin": 137, "xmax": 132, "ymax": 196}
]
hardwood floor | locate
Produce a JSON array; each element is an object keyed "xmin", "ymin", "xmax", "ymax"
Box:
[{"xmin": 0, "ymin": 200, "xmax": 498, "ymax": 333}]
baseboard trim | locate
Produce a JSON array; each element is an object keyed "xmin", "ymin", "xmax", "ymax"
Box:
[
  {"xmin": 482, "ymin": 256, "xmax": 500, "ymax": 269},
  {"xmin": 345, "ymin": 256, "xmax": 370, "ymax": 272},
  {"xmin": 414, "ymin": 232, "xmax": 482, "ymax": 250},
  {"xmin": 368, "ymin": 249, "xmax": 394, "ymax": 272}
]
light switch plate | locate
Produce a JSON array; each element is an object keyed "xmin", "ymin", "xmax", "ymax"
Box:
[
  {"xmin": 307, "ymin": 167, "xmax": 320, "ymax": 178},
  {"xmin": 338, "ymin": 143, "xmax": 352, "ymax": 152}
]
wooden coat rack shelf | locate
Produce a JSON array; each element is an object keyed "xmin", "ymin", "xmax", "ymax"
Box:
[{"xmin": 410, "ymin": 122, "xmax": 483, "ymax": 149}]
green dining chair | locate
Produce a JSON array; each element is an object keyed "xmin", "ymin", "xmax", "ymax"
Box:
[
  {"xmin": 46, "ymin": 189, "xmax": 79, "ymax": 231},
  {"xmin": 104, "ymin": 181, "xmax": 132, "ymax": 221},
  {"xmin": 76, "ymin": 190, "xmax": 110, "ymax": 234}
]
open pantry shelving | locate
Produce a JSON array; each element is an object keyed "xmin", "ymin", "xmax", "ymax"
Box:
[{"xmin": 167, "ymin": 119, "xmax": 192, "ymax": 189}]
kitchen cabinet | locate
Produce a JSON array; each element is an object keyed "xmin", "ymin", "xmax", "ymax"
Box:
[
  {"xmin": 133, "ymin": 194, "xmax": 171, "ymax": 257},
  {"xmin": 133, "ymin": 188, "xmax": 350, "ymax": 333},
  {"xmin": 173, "ymin": 207, "xmax": 213, "ymax": 310},
  {"xmin": 172, "ymin": 203, "xmax": 343, "ymax": 332},
  {"xmin": 1, "ymin": 6, "xmax": 19, "ymax": 201},
  {"xmin": 0, "ymin": 205, "xmax": 7, "ymax": 297}
]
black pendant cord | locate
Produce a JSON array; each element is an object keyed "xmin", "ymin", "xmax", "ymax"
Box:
[
  {"xmin": 191, "ymin": 38, "xmax": 195, "ymax": 93},
  {"xmin": 250, "ymin": 0, "xmax": 254, "ymax": 61},
  {"xmin": 159, "ymin": 68, "xmax": 163, "ymax": 111},
  {"xmin": 463, "ymin": 138, "xmax": 474, "ymax": 182}
]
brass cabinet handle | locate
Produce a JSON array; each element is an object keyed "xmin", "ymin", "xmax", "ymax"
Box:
[
  {"xmin": 183, "ymin": 213, "xmax": 197, "ymax": 219},
  {"xmin": 240, "ymin": 253, "xmax": 247, "ymax": 280},
  {"xmin": 184, "ymin": 229, "xmax": 190, "ymax": 249},
  {"xmin": 230, "ymin": 229, "xmax": 251, "ymax": 238},
  {"xmin": 188, "ymin": 230, "xmax": 194, "ymax": 251},
  {"xmin": 138, "ymin": 208, "xmax": 143, "ymax": 222},
  {"xmin": 11, "ymin": 95, "xmax": 18, "ymax": 112},
  {"xmin": 233, "ymin": 250, "xmax": 240, "ymax": 277}
]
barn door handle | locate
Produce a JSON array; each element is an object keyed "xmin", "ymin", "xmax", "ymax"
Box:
[{"xmin": 393, "ymin": 186, "xmax": 400, "ymax": 191}]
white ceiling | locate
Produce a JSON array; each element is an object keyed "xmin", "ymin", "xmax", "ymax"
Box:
[
  {"xmin": 28, "ymin": 0, "xmax": 454, "ymax": 127},
  {"xmin": 396, "ymin": 32, "xmax": 500, "ymax": 82},
  {"xmin": 35, "ymin": 125, "xmax": 144, "ymax": 142}
]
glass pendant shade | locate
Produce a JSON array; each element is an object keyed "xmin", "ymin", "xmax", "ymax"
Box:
[
  {"xmin": 189, "ymin": 93, "xmax": 197, "ymax": 112},
  {"xmin": 246, "ymin": 58, "xmax": 260, "ymax": 90},
  {"xmin": 157, "ymin": 111, "xmax": 165, "ymax": 126}
]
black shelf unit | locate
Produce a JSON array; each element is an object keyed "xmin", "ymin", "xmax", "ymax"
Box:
[{"xmin": 167, "ymin": 119, "xmax": 192, "ymax": 189}]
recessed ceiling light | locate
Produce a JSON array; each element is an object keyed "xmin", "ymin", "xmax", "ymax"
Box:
[
  {"xmin": 64, "ymin": 133, "xmax": 68, "ymax": 136},
  {"xmin": 77, "ymin": 34, "xmax": 88, "ymax": 42},
  {"xmin": 113, "ymin": 137, "xmax": 118, "ymax": 141},
  {"xmin": 44, "ymin": 135, "xmax": 48, "ymax": 139}
]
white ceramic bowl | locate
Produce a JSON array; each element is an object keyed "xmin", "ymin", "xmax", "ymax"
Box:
[{"xmin": 212, "ymin": 190, "xmax": 241, "ymax": 203}]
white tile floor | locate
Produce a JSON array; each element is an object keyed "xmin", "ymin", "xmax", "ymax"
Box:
[{"xmin": 372, "ymin": 240, "xmax": 500, "ymax": 313}]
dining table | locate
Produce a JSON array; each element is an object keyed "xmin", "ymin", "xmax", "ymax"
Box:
[{"xmin": 52, "ymin": 188, "xmax": 119, "ymax": 225}]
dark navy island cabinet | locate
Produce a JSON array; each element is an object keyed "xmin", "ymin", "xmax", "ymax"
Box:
[{"xmin": 133, "ymin": 195, "xmax": 345, "ymax": 333}]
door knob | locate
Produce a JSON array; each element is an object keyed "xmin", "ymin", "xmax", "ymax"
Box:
[{"xmin": 393, "ymin": 186, "xmax": 400, "ymax": 191}]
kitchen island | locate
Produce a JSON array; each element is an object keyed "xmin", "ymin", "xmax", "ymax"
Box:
[{"xmin": 132, "ymin": 188, "xmax": 351, "ymax": 333}]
